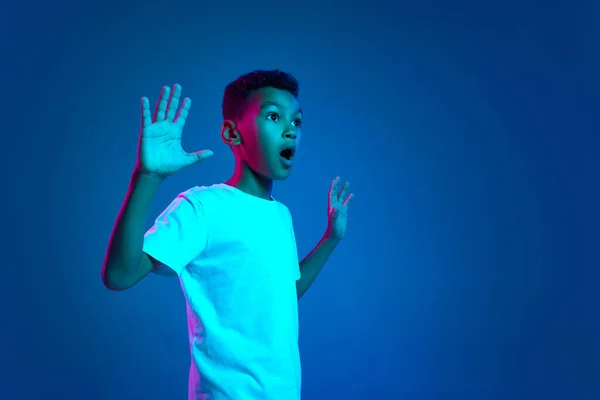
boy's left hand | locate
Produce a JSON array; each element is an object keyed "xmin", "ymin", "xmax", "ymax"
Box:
[{"xmin": 325, "ymin": 176, "xmax": 355, "ymax": 241}]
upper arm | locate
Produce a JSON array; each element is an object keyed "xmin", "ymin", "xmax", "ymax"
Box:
[{"xmin": 103, "ymin": 252, "xmax": 163, "ymax": 291}]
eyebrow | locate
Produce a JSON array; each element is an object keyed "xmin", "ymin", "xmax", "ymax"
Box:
[{"xmin": 260, "ymin": 101, "xmax": 303, "ymax": 116}]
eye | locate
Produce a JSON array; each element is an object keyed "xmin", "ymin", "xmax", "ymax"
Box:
[
  {"xmin": 267, "ymin": 112, "xmax": 280, "ymax": 122},
  {"xmin": 293, "ymin": 118, "xmax": 302, "ymax": 128}
]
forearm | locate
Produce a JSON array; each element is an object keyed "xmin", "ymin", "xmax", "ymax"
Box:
[
  {"xmin": 296, "ymin": 235, "xmax": 340, "ymax": 299},
  {"xmin": 102, "ymin": 170, "xmax": 163, "ymax": 289}
]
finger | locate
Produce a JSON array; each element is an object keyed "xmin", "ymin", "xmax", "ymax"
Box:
[
  {"xmin": 329, "ymin": 176, "xmax": 340, "ymax": 198},
  {"xmin": 184, "ymin": 149, "xmax": 214, "ymax": 167},
  {"xmin": 141, "ymin": 97, "xmax": 152, "ymax": 130},
  {"xmin": 175, "ymin": 97, "xmax": 192, "ymax": 128},
  {"xmin": 166, "ymin": 84, "xmax": 182, "ymax": 122},
  {"xmin": 342, "ymin": 192, "xmax": 354, "ymax": 207},
  {"xmin": 338, "ymin": 181, "xmax": 350, "ymax": 200},
  {"xmin": 153, "ymin": 86, "xmax": 170, "ymax": 122}
]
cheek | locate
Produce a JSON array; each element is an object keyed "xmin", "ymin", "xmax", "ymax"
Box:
[
  {"xmin": 241, "ymin": 124, "xmax": 271, "ymax": 165},
  {"xmin": 239, "ymin": 121, "xmax": 259, "ymax": 150},
  {"xmin": 255, "ymin": 122, "xmax": 276, "ymax": 148}
]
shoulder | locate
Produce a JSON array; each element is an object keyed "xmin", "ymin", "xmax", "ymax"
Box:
[
  {"xmin": 180, "ymin": 185, "xmax": 216, "ymax": 200},
  {"xmin": 155, "ymin": 185, "xmax": 219, "ymax": 221},
  {"xmin": 274, "ymin": 199, "xmax": 293, "ymax": 220},
  {"xmin": 182, "ymin": 183, "xmax": 237, "ymax": 202},
  {"xmin": 175, "ymin": 184, "xmax": 229, "ymax": 209},
  {"xmin": 175, "ymin": 184, "xmax": 247, "ymax": 221}
]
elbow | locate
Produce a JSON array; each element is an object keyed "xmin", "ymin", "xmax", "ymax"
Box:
[{"xmin": 101, "ymin": 265, "xmax": 131, "ymax": 291}]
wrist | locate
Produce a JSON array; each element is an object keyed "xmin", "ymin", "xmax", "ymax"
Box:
[
  {"xmin": 132, "ymin": 168, "xmax": 165, "ymax": 185},
  {"xmin": 322, "ymin": 232, "xmax": 342, "ymax": 245}
]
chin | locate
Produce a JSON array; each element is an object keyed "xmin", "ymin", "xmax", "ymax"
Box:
[
  {"xmin": 271, "ymin": 169, "xmax": 292, "ymax": 181},
  {"xmin": 250, "ymin": 160, "xmax": 293, "ymax": 181}
]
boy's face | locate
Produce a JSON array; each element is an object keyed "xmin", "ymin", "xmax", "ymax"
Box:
[{"xmin": 235, "ymin": 87, "xmax": 303, "ymax": 180}]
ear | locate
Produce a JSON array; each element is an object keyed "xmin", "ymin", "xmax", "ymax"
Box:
[{"xmin": 221, "ymin": 120, "xmax": 243, "ymax": 146}]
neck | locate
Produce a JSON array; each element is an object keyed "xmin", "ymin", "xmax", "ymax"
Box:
[{"xmin": 225, "ymin": 161, "xmax": 273, "ymax": 201}]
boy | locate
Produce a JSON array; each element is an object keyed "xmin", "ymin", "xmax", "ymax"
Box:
[{"xmin": 102, "ymin": 70, "xmax": 354, "ymax": 400}]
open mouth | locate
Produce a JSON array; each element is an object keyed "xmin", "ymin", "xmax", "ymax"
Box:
[{"xmin": 280, "ymin": 148, "xmax": 295, "ymax": 161}]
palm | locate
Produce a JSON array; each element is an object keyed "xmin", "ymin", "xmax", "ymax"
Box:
[
  {"xmin": 326, "ymin": 177, "xmax": 354, "ymax": 240},
  {"xmin": 139, "ymin": 120, "xmax": 188, "ymax": 176},
  {"xmin": 137, "ymin": 84, "xmax": 213, "ymax": 177}
]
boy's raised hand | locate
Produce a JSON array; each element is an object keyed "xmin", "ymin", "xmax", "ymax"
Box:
[
  {"xmin": 136, "ymin": 84, "xmax": 213, "ymax": 178},
  {"xmin": 325, "ymin": 177, "xmax": 354, "ymax": 241}
]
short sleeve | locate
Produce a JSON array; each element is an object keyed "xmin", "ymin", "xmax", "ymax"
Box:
[{"xmin": 143, "ymin": 191, "xmax": 208, "ymax": 276}]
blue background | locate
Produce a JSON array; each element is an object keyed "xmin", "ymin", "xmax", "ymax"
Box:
[{"xmin": 2, "ymin": 0, "xmax": 598, "ymax": 399}]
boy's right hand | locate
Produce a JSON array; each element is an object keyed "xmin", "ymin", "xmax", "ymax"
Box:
[{"xmin": 136, "ymin": 84, "xmax": 214, "ymax": 178}]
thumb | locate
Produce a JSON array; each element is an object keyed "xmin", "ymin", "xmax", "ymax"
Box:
[
  {"xmin": 184, "ymin": 149, "xmax": 214, "ymax": 167},
  {"xmin": 329, "ymin": 206, "xmax": 338, "ymax": 218}
]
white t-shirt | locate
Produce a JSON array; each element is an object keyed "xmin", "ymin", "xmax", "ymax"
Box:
[{"xmin": 143, "ymin": 183, "xmax": 302, "ymax": 400}]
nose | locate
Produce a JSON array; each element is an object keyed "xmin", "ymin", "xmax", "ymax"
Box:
[{"xmin": 283, "ymin": 129, "xmax": 297, "ymax": 140}]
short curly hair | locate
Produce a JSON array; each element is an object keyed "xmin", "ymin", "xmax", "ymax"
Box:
[{"xmin": 222, "ymin": 69, "xmax": 299, "ymax": 121}]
